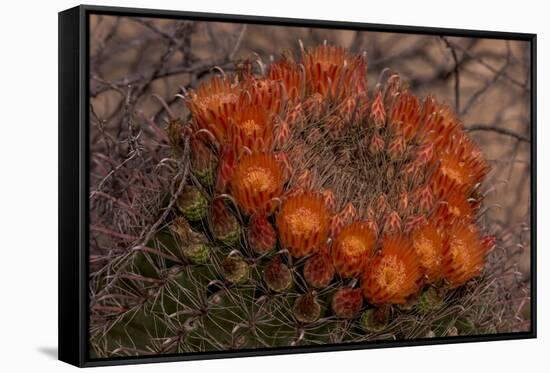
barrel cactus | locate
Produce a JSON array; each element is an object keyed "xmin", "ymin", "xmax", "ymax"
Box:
[{"xmin": 89, "ymin": 43, "xmax": 525, "ymax": 358}]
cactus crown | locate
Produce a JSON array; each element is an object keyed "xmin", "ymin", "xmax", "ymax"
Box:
[{"xmin": 90, "ymin": 43, "xmax": 524, "ymax": 358}]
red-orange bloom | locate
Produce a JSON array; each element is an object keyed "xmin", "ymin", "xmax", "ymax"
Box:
[
  {"xmin": 411, "ymin": 222, "xmax": 445, "ymax": 283},
  {"xmin": 240, "ymin": 77, "xmax": 286, "ymax": 114},
  {"xmin": 215, "ymin": 145, "xmax": 237, "ymax": 193},
  {"xmin": 441, "ymin": 222, "xmax": 489, "ymax": 288},
  {"xmin": 268, "ymin": 59, "xmax": 303, "ymax": 102},
  {"xmin": 332, "ymin": 222, "xmax": 377, "ymax": 278},
  {"xmin": 362, "ymin": 235, "xmax": 422, "ymax": 305},
  {"xmin": 276, "ymin": 190, "xmax": 330, "ymax": 257},
  {"xmin": 227, "ymin": 105, "xmax": 274, "ymax": 156},
  {"xmin": 230, "ymin": 153, "xmax": 285, "ymax": 215},
  {"xmin": 420, "ymin": 97, "xmax": 461, "ymax": 150},
  {"xmin": 390, "ymin": 91, "xmax": 422, "ymax": 141},
  {"xmin": 437, "ymin": 147, "xmax": 485, "ymax": 191},
  {"xmin": 444, "ymin": 191, "xmax": 474, "ymax": 220},
  {"xmin": 185, "ymin": 76, "xmax": 240, "ymax": 145},
  {"xmin": 302, "ymin": 45, "xmax": 366, "ymax": 100}
]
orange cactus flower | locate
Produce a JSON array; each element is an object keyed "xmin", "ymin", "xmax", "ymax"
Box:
[
  {"xmin": 273, "ymin": 119, "xmax": 290, "ymax": 150},
  {"xmin": 215, "ymin": 145, "xmax": 237, "ymax": 193},
  {"xmin": 428, "ymin": 166, "xmax": 470, "ymax": 201},
  {"xmin": 420, "ymin": 97, "xmax": 461, "ymax": 149},
  {"xmin": 390, "ymin": 91, "xmax": 421, "ymax": 141},
  {"xmin": 227, "ymin": 105, "xmax": 274, "ymax": 156},
  {"xmin": 438, "ymin": 150, "xmax": 477, "ymax": 190},
  {"xmin": 240, "ymin": 77, "xmax": 286, "ymax": 114},
  {"xmin": 276, "ymin": 190, "xmax": 330, "ymax": 257},
  {"xmin": 411, "ymin": 222, "xmax": 445, "ymax": 283},
  {"xmin": 302, "ymin": 44, "xmax": 366, "ymax": 100},
  {"xmin": 230, "ymin": 153, "xmax": 285, "ymax": 215},
  {"xmin": 332, "ymin": 222, "xmax": 377, "ymax": 278},
  {"xmin": 185, "ymin": 76, "xmax": 240, "ymax": 145},
  {"xmin": 444, "ymin": 191, "xmax": 474, "ymax": 220},
  {"xmin": 421, "ymin": 107, "xmax": 488, "ymax": 193},
  {"xmin": 362, "ymin": 234, "xmax": 422, "ymax": 305},
  {"xmin": 441, "ymin": 222, "xmax": 489, "ymax": 288},
  {"xmin": 268, "ymin": 59, "xmax": 303, "ymax": 102}
]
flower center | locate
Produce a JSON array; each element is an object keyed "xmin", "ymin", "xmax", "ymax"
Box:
[
  {"xmin": 413, "ymin": 232, "xmax": 438, "ymax": 268},
  {"xmin": 449, "ymin": 237, "xmax": 472, "ymax": 268},
  {"xmin": 239, "ymin": 119, "xmax": 263, "ymax": 136},
  {"xmin": 440, "ymin": 155, "xmax": 470, "ymax": 185},
  {"xmin": 286, "ymin": 207, "xmax": 320, "ymax": 236},
  {"xmin": 375, "ymin": 256, "xmax": 405, "ymax": 293},
  {"xmin": 340, "ymin": 235, "xmax": 369, "ymax": 257},
  {"xmin": 241, "ymin": 166, "xmax": 276, "ymax": 193},
  {"xmin": 199, "ymin": 93, "xmax": 237, "ymax": 110}
]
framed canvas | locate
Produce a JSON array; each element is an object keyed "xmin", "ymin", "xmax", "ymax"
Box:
[{"xmin": 58, "ymin": 5, "xmax": 537, "ymax": 367}]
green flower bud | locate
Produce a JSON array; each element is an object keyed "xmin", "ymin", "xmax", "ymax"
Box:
[
  {"xmin": 293, "ymin": 292, "xmax": 322, "ymax": 323},
  {"xmin": 360, "ymin": 307, "xmax": 389, "ymax": 333},
  {"xmin": 416, "ymin": 287, "xmax": 443, "ymax": 314},
  {"xmin": 177, "ymin": 186, "xmax": 208, "ymax": 222},
  {"xmin": 263, "ymin": 256, "xmax": 293, "ymax": 292},
  {"xmin": 182, "ymin": 243, "xmax": 210, "ymax": 264},
  {"xmin": 222, "ymin": 256, "xmax": 250, "ymax": 284}
]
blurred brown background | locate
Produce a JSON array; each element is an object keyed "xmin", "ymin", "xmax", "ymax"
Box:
[{"xmin": 89, "ymin": 15, "xmax": 531, "ymax": 293}]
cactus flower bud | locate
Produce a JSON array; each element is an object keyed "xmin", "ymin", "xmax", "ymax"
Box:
[
  {"xmin": 247, "ymin": 213, "xmax": 277, "ymax": 254},
  {"xmin": 371, "ymin": 91, "xmax": 386, "ymax": 128},
  {"xmin": 182, "ymin": 243, "xmax": 210, "ymax": 265},
  {"xmin": 416, "ymin": 287, "xmax": 444, "ymax": 314},
  {"xmin": 211, "ymin": 199, "xmax": 241, "ymax": 246},
  {"xmin": 190, "ymin": 137, "xmax": 217, "ymax": 187},
  {"xmin": 331, "ymin": 288, "xmax": 363, "ymax": 318},
  {"xmin": 293, "ymin": 292, "xmax": 322, "ymax": 324},
  {"xmin": 369, "ymin": 133, "xmax": 385, "ymax": 155},
  {"xmin": 360, "ymin": 306, "xmax": 390, "ymax": 333},
  {"xmin": 222, "ymin": 256, "xmax": 250, "ymax": 284},
  {"xmin": 177, "ymin": 185, "xmax": 208, "ymax": 222},
  {"xmin": 303, "ymin": 247, "xmax": 335, "ymax": 288},
  {"xmin": 263, "ymin": 256, "xmax": 293, "ymax": 292}
]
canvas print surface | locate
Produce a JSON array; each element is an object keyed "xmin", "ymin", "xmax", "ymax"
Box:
[{"xmin": 88, "ymin": 14, "xmax": 532, "ymax": 358}]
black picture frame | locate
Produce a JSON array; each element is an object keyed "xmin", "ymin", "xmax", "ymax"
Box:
[{"xmin": 58, "ymin": 4, "xmax": 537, "ymax": 367}]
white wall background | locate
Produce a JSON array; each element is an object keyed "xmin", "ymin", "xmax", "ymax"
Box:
[{"xmin": 0, "ymin": 0, "xmax": 546, "ymax": 371}]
